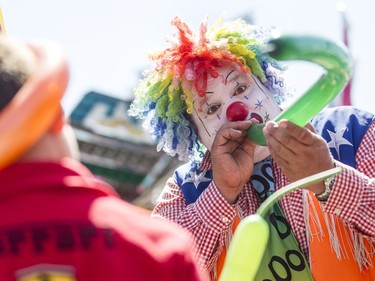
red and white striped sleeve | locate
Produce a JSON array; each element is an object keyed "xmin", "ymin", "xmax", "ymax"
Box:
[{"xmin": 325, "ymin": 120, "xmax": 375, "ymax": 237}]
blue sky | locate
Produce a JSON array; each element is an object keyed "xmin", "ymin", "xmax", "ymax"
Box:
[{"xmin": 1, "ymin": 0, "xmax": 374, "ymax": 114}]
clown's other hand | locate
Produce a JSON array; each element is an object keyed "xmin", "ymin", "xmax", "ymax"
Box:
[
  {"xmin": 263, "ymin": 120, "xmax": 335, "ymax": 194},
  {"xmin": 211, "ymin": 120, "xmax": 257, "ymax": 204}
]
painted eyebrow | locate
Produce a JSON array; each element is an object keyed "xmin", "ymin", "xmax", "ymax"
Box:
[
  {"xmin": 192, "ymin": 100, "xmax": 211, "ymax": 137},
  {"xmin": 203, "ymin": 69, "xmax": 244, "ymax": 98},
  {"xmin": 204, "ymin": 70, "xmax": 241, "ymax": 95},
  {"xmin": 199, "ymin": 95, "xmax": 212, "ymax": 108},
  {"xmin": 225, "ymin": 70, "xmax": 246, "ymax": 85},
  {"xmin": 225, "ymin": 70, "xmax": 235, "ymax": 84},
  {"xmin": 251, "ymin": 75, "xmax": 268, "ymax": 96}
]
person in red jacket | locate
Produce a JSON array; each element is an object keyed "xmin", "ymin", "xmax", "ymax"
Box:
[{"xmin": 0, "ymin": 35, "xmax": 208, "ymax": 281}]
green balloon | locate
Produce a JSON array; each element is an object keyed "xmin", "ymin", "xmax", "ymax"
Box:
[{"xmin": 248, "ymin": 35, "xmax": 352, "ymax": 145}]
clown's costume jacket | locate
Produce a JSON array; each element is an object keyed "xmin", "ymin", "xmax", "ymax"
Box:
[{"xmin": 152, "ymin": 106, "xmax": 375, "ymax": 280}]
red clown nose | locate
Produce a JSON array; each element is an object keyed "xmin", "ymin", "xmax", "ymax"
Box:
[{"xmin": 226, "ymin": 101, "xmax": 249, "ymax": 121}]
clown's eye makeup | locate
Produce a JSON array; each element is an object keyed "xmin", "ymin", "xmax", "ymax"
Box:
[
  {"xmin": 206, "ymin": 103, "xmax": 221, "ymax": 115},
  {"xmin": 233, "ymin": 83, "xmax": 248, "ymax": 96}
]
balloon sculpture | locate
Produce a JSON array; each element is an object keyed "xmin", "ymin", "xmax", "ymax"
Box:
[
  {"xmin": 219, "ymin": 167, "xmax": 342, "ymax": 281},
  {"xmin": 0, "ymin": 38, "xmax": 68, "ymax": 170},
  {"xmin": 219, "ymin": 34, "xmax": 352, "ymax": 281},
  {"xmin": 248, "ymin": 35, "xmax": 352, "ymax": 145}
]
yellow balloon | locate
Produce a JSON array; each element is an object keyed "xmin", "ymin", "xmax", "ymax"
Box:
[{"xmin": 219, "ymin": 214, "xmax": 269, "ymax": 281}]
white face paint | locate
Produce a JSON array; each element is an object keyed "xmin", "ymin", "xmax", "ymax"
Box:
[{"xmin": 191, "ymin": 64, "xmax": 282, "ymax": 162}]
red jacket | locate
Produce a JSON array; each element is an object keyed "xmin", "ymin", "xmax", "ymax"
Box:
[{"xmin": 0, "ymin": 158, "xmax": 207, "ymax": 281}]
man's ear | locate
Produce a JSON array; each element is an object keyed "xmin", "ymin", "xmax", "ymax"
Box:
[{"xmin": 49, "ymin": 105, "xmax": 65, "ymax": 134}]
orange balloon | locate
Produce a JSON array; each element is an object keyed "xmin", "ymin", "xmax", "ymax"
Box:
[{"xmin": 0, "ymin": 39, "xmax": 69, "ymax": 169}]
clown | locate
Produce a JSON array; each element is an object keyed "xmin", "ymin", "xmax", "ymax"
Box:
[{"xmin": 129, "ymin": 16, "xmax": 375, "ymax": 281}]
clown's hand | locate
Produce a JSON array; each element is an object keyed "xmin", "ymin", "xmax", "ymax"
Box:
[
  {"xmin": 263, "ymin": 119, "xmax": 335, "ymax": 194},
  {"xmin": 211, "ymin": 120, "xmax": 257, "ymax": 204}
]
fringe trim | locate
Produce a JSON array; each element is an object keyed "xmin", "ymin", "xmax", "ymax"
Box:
[
  {"xmin": 211, "ymin": 219, "xmax": 236, "ymax": 281},
  {"xmin": 212, "ymin": 264, "xmax": 217, "ymax": 281},
  {"xmin": 305, "ymin": 191, "xmax": 374, "ymax": 271}
]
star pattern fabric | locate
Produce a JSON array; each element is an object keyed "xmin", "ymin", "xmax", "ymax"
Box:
[
  {"xmin": 176, "ymin": 162, "xmax": 213, "ymax": 204},
  {"xmin": 327, "ymin": 127, "xmax": 353, "ymax": 158},
  {"xmin": 182, "ymin": 170, "xmax": 212, "ymax": 189}
]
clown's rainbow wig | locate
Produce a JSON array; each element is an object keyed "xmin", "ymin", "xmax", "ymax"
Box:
[{"xmin": 128, "ymin": 16, "xmax": 291, "ymax": 161}]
